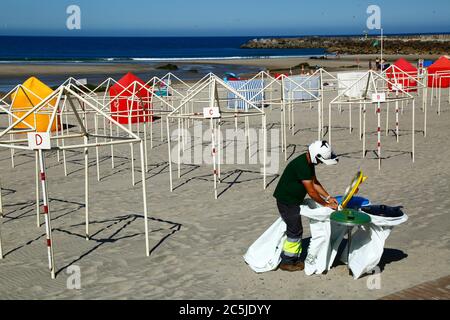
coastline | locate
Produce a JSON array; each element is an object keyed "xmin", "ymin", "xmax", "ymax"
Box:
[{"xmin": 0, "ymin": 54, "xmax": 442, "ymax": 88}]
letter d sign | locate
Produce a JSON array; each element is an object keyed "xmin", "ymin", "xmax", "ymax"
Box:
[
  {"xmin": 35, "ymin": 134, "xmax": 43, "ymax": 146},
  {"xmin": 28, "ymin": 132, "xmax": 51, "ymax": 150}
]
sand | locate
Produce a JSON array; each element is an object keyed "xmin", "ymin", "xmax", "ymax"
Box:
[
  {"xmin": 0, "ymin": 63, "xmax": 155, "ymax": 79},
  {"xmin": 0, "ymin": 54, "xmax": 441, "ymax": 81},
  {"xmin": 0, "ymin": 62, "xmax": 449, "ymax": 300}
]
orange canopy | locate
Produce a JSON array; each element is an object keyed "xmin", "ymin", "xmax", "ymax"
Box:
[{"xmin": 11, "ymin": 77, "xmax": 58, "ymax": 131}]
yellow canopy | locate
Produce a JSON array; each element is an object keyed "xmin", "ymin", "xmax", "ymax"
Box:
[{"xmin": 11, "ymin": 77, "xmax": 58, "ymax": 132}]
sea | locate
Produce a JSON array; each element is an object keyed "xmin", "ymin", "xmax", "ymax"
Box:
[{"xmin": 0, "ymin": 36, "xmax": 326, "ymax": 92}]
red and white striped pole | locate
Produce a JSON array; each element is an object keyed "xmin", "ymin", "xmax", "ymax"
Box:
[
  {"xmin": 395, "ymin": 100, "xmax": 399, "ymax": 143},
  {"xmin": 38, "ymin": 149, "xmax": 56, "ymax": 279},
  {"xmin": 377, "ymin": 102, "xmax": 381, "ymax": 170},
  {"xmin": 211, "ymin": 118, "xmax": 218, "ymax": 200}
]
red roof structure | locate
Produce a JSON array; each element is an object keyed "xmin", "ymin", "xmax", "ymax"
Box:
[
  {"xmin": 109, "ymin": 73, "xmax": 152, "ymax": 124},
  {"xmin": 387, "ymin": 58, "xmax": 418, "ymax": 92},
  {"xmin": 428, "ymin": 56, "xmax": 450, "ymax": 88}
]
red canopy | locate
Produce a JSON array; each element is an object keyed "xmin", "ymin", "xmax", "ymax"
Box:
[
  {"xmin": 428, "ymin": 56, "xmax": 450, "ymax": 88},
  {"xmin": 394, "ymin": 58, "xmax": 417, "ymax": 72},
  {"xmin": 386, "ymin": 58, "xmax": 418, "ymax": 92},
  {"xmin": 109, "ymin": 73, "xmax": 152, "ymax": 124}
]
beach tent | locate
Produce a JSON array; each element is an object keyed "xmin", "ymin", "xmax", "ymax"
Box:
[
  {"xmin": 283, "ymin": 75, "xmax": 320, "ymax": 101},
  {"xmin": 386, "ymin": 58, "xmax": 418, "ymax": 92},
  {"xmin": 0, "ymin": 83, "xmax": 151, "ymax": 278},
  {"xmin": 337, "ymin": 72, "xmax": 370, "ymax": 99},
  {"xmin": 11, "ymin": 77, "xmax": 58, "ymax": 132},
  {"xmin": 109, "ymin": 72, "xmax": 152, "ymax": 124},
  {"xmin": 226, "ymin": 79, "xmax": 265, "ymax": 110},
  {"xmin": 167, "ymin": 73, "xmax": 267, "ymax": 199},
  {"xmin": 330, "ymin": 70, "xmax": 418, "ymax": 171},
  {"xmin": 428, "ymin": 56, "xmax": 450, "ymax": 88}
]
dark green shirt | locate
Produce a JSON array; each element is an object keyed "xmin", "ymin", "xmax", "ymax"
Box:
[{"xmin": 273, "ymin": 153, "xmax": 315, "ymax": 205}]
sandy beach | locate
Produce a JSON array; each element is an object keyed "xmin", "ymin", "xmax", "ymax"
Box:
[
  {"xmin": 0, "ymin": 58, "xmax": 449, "ymax": 299},
  {"xmin": 0, "ymin": 55, "xmax": 441, "ymax": 77}
]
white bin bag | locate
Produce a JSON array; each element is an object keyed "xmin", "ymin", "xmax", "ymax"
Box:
[
  {"xmin": 243, "ymin": 217, "xmax": 286, "ymax": 273},
  {"xmin": 243, "ymin": 200, "xmax": 333, "ymax": 274},
  {"xmin": 341, "ymin": 211, "xmax": 408, "ymax": 279},
  {"xmin": 300, "ymin": 200, "xmax": 335, "ymax": 275},
  {"xmin": 327, "ymin": 222, "xmax": 349, "ymax": 271}
]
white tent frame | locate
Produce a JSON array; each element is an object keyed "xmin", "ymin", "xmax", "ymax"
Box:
[
  {"xmin": 429, "ymin": 70, "xmax": 450, "ymax": 115},
  {"xmin": 166, "ymin": 74, "xmax": 267, "ymax": 199},
  {"xmin": 381, "ymin": 64, "xmax": 429, "ymax": 136},
  {"xmin": 231, "ymin": 71, "xmax": 321, "ymax": 161},
  {"xmin": 329, "ymin": 70, "xmax": 417, "ymax": 170},
  {"xmin": 0, "ymin": 84, "xmax": 151, "ymax": 279}
]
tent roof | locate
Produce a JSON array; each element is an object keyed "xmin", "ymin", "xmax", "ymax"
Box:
[
  {"xmin": 428, "ymin": 56, "xmax": 450, "ymax": 72},
  {"xmin": 394, "ymin": 58, "xmax": 417, "ymax": 72},
  {"xmin": 110, "ymin": 72, "xmax": 147, "ymax": 93},
  {"xmin": 11, "ymin": 76, "xmax": 54, "ymax": 109}
]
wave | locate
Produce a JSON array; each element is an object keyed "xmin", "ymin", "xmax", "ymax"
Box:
[
  {"xmin": 0, "ymin": 53, "xmax": 328, "ymax": 64},
  {"xmin": 133, "ymin": 54, "xmax": 329, "ymax": 61}
]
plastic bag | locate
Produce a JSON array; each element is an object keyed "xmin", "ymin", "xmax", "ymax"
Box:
[
  {"xmin": 243, "ymin": 217, "xmax": 286, "ymax": 273},
  {"xmin": 342, "ymin": 212, "xmax": 408, "ymax": 279}
]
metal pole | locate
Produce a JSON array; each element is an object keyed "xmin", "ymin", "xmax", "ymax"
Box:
[
  {"xmin": 329, "ymin": 102, "xmax": 332, "ymax": 144},
  {"xmin": 385, "ymin": 102, "xmax": 389, "ymax": 136},
  {"xmin": 84, "ymin": 135, "xmax": 89, "ymax": 240},
  {"xmin": 359, "ymin": 103, "xmax": 362, "ymax": 140},
  {"xmin": 424, "ymin": 88, "xmax": 427, "ymax": 137},
  {"xmin": 438, "ymin": 78, "xmax": 442, "ymax": 115},
  {"xmin": 177, "ymin": 118, "xmax": 181, "ymax": 179},
  {"xmin": 318, "ymin": 98, "xmax": 322, "ymax": 140},
  {"xmin": 35, "ymin": 151, "xmax": 40, "ymax": 227},
  {"xmin": 211, "ymin": 118, "xmax": 218, "ymax": 199},
  {"xmin": 129, "ymin": 119, "xmax": 136, "ymax": 186},
  {"xmin": 349, "ymin": 103, "xmax": 352, "ymax": 134},
  {"xmin": 38, "ymin": 150, "xmax": 56, "ymax": 279},
  {"xmin": 143, "ymin": 115, "xmax": 148, "ymax": 173},
  {"xmin": 139, "ymin": 141, "xmax": 150, "ymax": 256},
  {"xmin": 396, "ymin": 100, "xmax": 399, "ymax": 142},
  {"xmin": 412, "ymin": 100, "xmax": 415, "ymax": 163},
  {"xmin": 0, "ymin": 178, "xmax": 3, "ymax": 259},
  {"xmin": 377, "ymin": 102, "xmax": 381, "ymax": 170},
  {"xmin": 94, "ymin": 114, "xmax": 100, "ymax": 182},
  {"xmin": 218, "ymin": 121, "xmax": 221, "ymax": 182},
  {"xmin": 263, "ymin": 114, "xmax": 267, "ymax": 190},
  {"xmin": 363, "ymin": 104, "xmax": 366, "ymax": 158},
  {"xmin": 110, "ymin": 120, "xmax": 115, "ymax": 169},
  {"xmin": 166, "ymin": 117, "xmax": 173, "ymax": 192},
  {"xmin": 63, "ymin": 112, "xmax": 69, "ymax": 175}
]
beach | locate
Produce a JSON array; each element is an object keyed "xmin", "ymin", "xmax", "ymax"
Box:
[
  {"xmin": 0, "ymin": 57, "xmax": 449, "ymax": 299},
  {"xmin": 0, "ymin": 54, "xmax": 441, "ymax": 89}
]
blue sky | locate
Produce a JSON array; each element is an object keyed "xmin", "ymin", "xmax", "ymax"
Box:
[{"xmin": 0, "ymin": 0, "xmax": 449, "ymax": 36}]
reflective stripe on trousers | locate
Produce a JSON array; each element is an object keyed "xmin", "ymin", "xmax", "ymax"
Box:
[{"xmin": 282, "ymin": 237, "xmax": 302, "ymax": 257}]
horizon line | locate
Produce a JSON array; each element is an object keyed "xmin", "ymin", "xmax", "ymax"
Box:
[{"xmin": 1, "ymin": 31, "xmax": 450, "ymax": 38}]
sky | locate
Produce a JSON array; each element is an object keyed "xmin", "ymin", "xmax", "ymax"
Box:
[{"xmin": 0, "ymin": 0, "xmax": 449, "ymax": 37}]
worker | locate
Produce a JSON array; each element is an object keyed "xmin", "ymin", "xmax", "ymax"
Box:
[{"xmin": 273, "ymin": 140, "xmax": 339, "ymax": 272}]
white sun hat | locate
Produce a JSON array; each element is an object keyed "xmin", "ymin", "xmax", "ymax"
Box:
[{"xmin": 308, "ymin": 140, "xmax": 338, "ymax": 165}]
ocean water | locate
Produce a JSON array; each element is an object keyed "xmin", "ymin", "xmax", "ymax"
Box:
[
  {"xmin": 0, "ymin": 36, "xmax": 327, "ymax": 92},
  {"xmin": 0, "ymin": 36, "xmax": 326, "ymax": 62}
]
